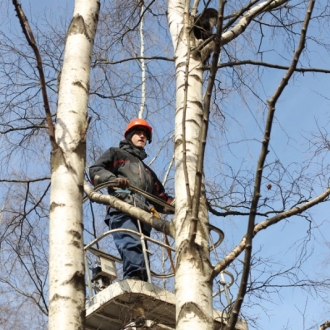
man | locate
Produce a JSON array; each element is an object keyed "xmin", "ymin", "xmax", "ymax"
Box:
[{"xmin": 89, "ymin": 118, "xmax": 173, "ymax": 281}]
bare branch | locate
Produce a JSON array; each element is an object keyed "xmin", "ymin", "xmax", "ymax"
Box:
[
  {"xmin": 0, "ymin": 178, "xmax": 50, "ymax": 183},
  {"xmin": 210, "ymin": 60, "xmax": 330, "ymax": 73},
  {"xmin": 320, "ymin": 320, "xmax": 330, "ymax": 330},
  {"xmin": 93, "ymin": 56, "xmax": 174, "ymax": 67},
  {"xmin": 221, "ymin": 0, "xmax": 289, "ymax": 45},
  {"xmin": 0, "ymin": 125, "xmax": 48, "ymax": 134},
  {"xmin": 190, "ymin": 0, "xmax": 226, "ymax": 242},
  {"xmin": 12, "ymin": 0, "xmax": 57, "ymax": 150},
  {"xmin": 212, "ymin": 187, "xmax": 330, "ymax": 277},
  {"xmin": 0, "ymin": 276, "xmax": 48, "ymax": 316},
  {"xmin": 226, "ymin": 1, "xmax": 316, "ymax": 327}
]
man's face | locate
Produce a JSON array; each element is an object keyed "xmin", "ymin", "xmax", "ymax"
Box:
[{"xmin": 131, "ymin": 129, "xmax": 147, "ymax": 148}]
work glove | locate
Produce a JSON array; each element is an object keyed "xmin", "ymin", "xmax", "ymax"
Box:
[
  {"xmin": 161, "ymin": 198, "xmax": 175, "ymax": 214},
  {"xmin": 111, "ymin": 178, "xmax": 130, "ymax": 189}
]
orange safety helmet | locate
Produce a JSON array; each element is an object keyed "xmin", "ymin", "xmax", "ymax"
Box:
[{"xmin": 124, "ymin": 118, "xmax": 153, "ymax": 143}]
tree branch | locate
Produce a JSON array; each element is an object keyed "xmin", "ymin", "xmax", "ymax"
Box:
[
  {"xmin": 221, "ymin": 0, "xmax": 288, "ymax": 46},
  {"xmin": 0, "ymin": 276, "xmax": 48, "ymax": 316},
  {"xmin": 93, "ymin": 56, "xmax": 174, "ymax": 67},
  {"xmin": 0, "ymin": 178, "xmax": 50, "ymax": 183},
  {"xmin": 212, "ymin": 187, "xmax": 329, "ymax": 277},
  {"xmin": 190, "ymin": 0, "xmax": 226, "ymax": 242},
  {"xmin": 226, "ymin": 1, "xmax": 315, "ymax": 328},
  {"xmin": 83, "ymin": 182, "xmax": 175, "ymax": 237},
  {"xmin": 320, "ymin": 320, "xmax": 330, "ymax": 330},
  {"xmin": 205, "ymin": 60, "xmax": 330, "ymax": 74},
  {"xmin": 12, "ymin": 0, "xmax": 57, "ymax": 150}
]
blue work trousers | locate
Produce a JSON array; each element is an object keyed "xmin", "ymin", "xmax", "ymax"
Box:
[{"xmin": 108, "ymin": 210, "xmax": 151, "ymax": 281}]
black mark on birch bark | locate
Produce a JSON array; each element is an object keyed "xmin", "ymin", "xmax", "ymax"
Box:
[
  {"xmin": 68, "ymin": 15, "xmax": 91, "ymax": 41},
  {"xmin": 73, "ymin": 81, "xmax": 89, "ymax": 95}
]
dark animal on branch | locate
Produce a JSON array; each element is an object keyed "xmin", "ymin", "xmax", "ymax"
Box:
[{"xmin": 194, "ymin": 8, "xmax": 218, "ymax": 40}]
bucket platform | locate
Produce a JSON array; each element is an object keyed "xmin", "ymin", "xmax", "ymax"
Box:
[
  {"xmin": 84, "ymin": 229, "xmax": 248, "ymax": 330},
  {"xmin": 86, "ymin": 279, "xmax": 175, "ymax": 330}
]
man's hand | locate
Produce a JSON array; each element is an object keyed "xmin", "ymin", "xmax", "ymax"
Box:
[{"xmin": 112, "ymin": 178, "xmax": 130, "ymax": 189}]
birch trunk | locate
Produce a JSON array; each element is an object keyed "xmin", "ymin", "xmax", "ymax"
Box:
[
  {"xmin": 48, "ymin": 1, "xmax": 100, "ymax": 329},
  {"xmin": 168, "ymin": 1, "xmax": 214, "ymax": 329}
]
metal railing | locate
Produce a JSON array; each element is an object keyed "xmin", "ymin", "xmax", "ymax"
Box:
[
  {"xmin": 84, "ymin": 227, "xmax": 176, "ymax": 298},
  {"xmin": 84, "ymin": 223, "xmax": 229, "ymax": 300}
]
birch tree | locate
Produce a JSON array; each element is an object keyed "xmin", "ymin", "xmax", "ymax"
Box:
[
  {"xmin": 9, "ymin": 0, "xmax": 101, "ymax": 328},
  {"xmin": 167, "ymin": 1, "xmax": 215, "ymax": 328},
  {"xmin": 47, "ymin": 0, "xmax": 100, "ymax": 329},
  {"xmin": 7, "ymin": 0, "xmax": 100, "ymax": 328},
  {"xmin": 167, "ymin": 0, "xmax": 301, "ymax": 329},
  {"xmin": 168, "ymin": 1, "xmax": 330, "ymax": 329}
]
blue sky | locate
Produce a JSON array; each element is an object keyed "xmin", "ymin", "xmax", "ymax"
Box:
[{"xmin": 1, "ymin": 0, "xmax": 330, "ymax": 329}]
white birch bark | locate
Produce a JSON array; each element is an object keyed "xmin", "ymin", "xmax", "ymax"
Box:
[
  {"xmin": 48, "ymin": 1, "xmax": 100, "ymax": 329},
  {"xmin": 168, "ymin": 1, "xmax": 213, "ymax": 329},
  {"xmin": 138, "ymin": 3, "xmax": 146, "ymax": 119}
]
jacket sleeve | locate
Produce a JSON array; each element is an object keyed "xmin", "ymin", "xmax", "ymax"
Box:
[{"xmin": 89, "ymin": 148, "xmax": 117, "ymax": 186}]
